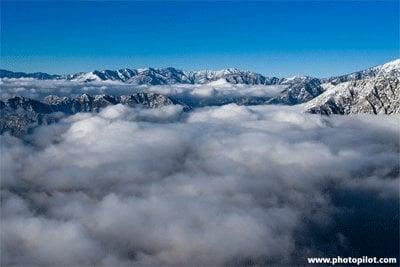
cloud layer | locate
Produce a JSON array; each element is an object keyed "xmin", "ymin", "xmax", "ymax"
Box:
[
  {"xmin": 0, "ymin": 78, "xmax": 283, "ymax": 106},
  {"xmin": 1, "ymin": 104, "xmax": 399, "ymax": 266}
]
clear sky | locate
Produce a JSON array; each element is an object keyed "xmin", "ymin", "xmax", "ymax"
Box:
[{"xmin": 1, "ymin": 0, "xmax": 399, "ymax": 77}]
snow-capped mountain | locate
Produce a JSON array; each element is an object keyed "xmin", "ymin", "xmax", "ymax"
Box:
[
  {"xmin": 304, "ymin": 59, "xmax": 400, "ymax": 114},
  {"xmin": 0, "ymin": 93, "xmax": 182, "ymax": 136},
  {"xmin": 267, "ymin": 76, "xmax": 324, "ymax": 105},
  {"xmin": 323, "ymin": 59, "xmax": 400, "ymax": 85},
  {"xmin": 66, "ymin": 68, "xmax": 190, "ymax": 84},
  {"xmin": 187, "ymin": 68, "xmax": 280, "ymax": 85}
]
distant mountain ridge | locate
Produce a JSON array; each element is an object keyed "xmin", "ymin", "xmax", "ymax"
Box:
[
  {"xmin": 0, "ymin": 67, "xmax": 278, "ymax": 85},
  {"xmin": 0, "ymin": 69, "xmax": 61, "ymax": 80}
]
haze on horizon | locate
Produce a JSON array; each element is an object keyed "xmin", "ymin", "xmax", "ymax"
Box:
[{"xmin": 1, "ymin": 0, "xmax": 399, "ymax": 77}]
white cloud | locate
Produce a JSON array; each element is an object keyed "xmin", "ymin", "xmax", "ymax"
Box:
[{"xmin": 1, "ymin": 104, "xmax": 399, "ymax": 266}]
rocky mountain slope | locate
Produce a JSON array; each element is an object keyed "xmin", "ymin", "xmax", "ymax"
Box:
[
  {"xmin": 0, "ymin": 93, "xmax": 181, "ymax": 136},
  {"xmin": 267, "ymin": 76, "xmax": 324, "ymax": 105},
  {"xmin": 304, "ymin": 59, "xmax": 400, "ymax": 114}
]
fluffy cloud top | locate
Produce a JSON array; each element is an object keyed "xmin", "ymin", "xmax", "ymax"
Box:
[{"xmin": 1, "ymin": 104, "xmax": 399, "ymax": 266}]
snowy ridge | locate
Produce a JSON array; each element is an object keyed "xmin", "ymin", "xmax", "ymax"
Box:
[
  {"xmin": 323, "ymin": 59, "xmax": 400, "ymax": 85},
  {"xmin": 304, "ymin": 59, "xmax": 400, "ymax": 114},
  {"xmin": 65, "ymin": 67, "xmax": 275, "ymax": 85}
]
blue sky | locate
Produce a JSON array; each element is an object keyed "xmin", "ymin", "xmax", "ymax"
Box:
[{"xmin": 1, "ymin": 0, "xmax": 399, "ymax": 77}]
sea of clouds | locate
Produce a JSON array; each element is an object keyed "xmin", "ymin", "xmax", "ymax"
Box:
[{"xmin": 1, "ymin": 102, "xmax": 399, "ymax": 266}]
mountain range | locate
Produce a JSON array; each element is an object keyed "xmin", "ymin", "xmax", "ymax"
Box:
[
  {"xmin": 2, "ymin": 59, "xmax": 399, "ymax": 107},
  {"xmin": 1, "ymin": 59, "xmax": 399, "ymax": 136},
  {"xmin": 0, "ymin": 67, "xmax": 277, "ymax": 85}
]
